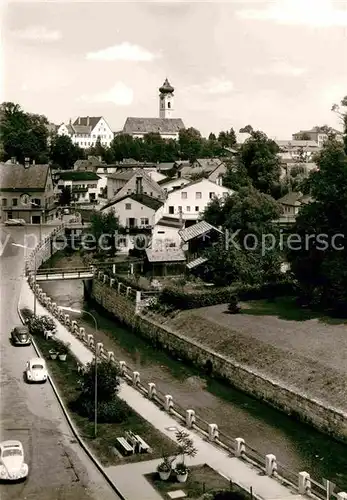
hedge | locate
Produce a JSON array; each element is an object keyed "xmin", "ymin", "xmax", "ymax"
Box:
[
  {"xmin": 159, "ymin": 286, "xmax": 232, "ymax": 309},
  {"xmin": 159, "ymin": 279, "xmax": 297, "ymax": 310}
]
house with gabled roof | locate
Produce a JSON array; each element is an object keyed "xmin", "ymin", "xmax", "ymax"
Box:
[
  {"xmin": 159, "ymin": 178, "xmax": 233, "ymax": 223},
  {"xmin": 57, "ymin": 116, "xmax": 114, "ymax": 149},
  {"xmin": 120, "ymin": 79, "xmax": 185, "ymax": 139},
  {"xmin": 277, "ymin": 191, "xmax": 313, "ymax": 218},
  {"xmin": 101, "ymin": 192, "xmax": 163, "ymax": 229},
  {"xmin": 107, "ymin": 168, "xmax": 166, "ymax": 202},
  {"xmin": 0, "ymin": 161, "xmax": 56, "ymax": 223},
  {"xmin": 185, "ymin": 158, "xmax": 227, "ymax": 185},
  {"xmin": 55, "ymin": 170, "xmax": 101, "ymax": 205}
]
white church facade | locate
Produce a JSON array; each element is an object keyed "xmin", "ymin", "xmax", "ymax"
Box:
[{"xmin": 121, "ymin": 78, "xmax": 185, "ymax": 140}]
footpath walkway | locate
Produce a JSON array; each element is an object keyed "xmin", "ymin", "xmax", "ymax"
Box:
[{"xmin": 19, "ymin": 278, "xmax": 304, "ymax": 500}]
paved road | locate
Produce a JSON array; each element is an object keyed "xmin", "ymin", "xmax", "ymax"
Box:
[{"xmin": 0, "ymin": 226, "xmax": 118, "ymax": 500}]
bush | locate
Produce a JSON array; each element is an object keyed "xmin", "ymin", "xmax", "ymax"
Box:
[
  {"xmin": 157, "ymin": 278, "xmax": 297, "ymax": 310},
  {"xmin": 159, "ymin": 286, "xmax": 232, "ymax": 310},
  {"xmin": 228, "ymin": 295, "xmax": 240, "ymax": 314},
  {"xmin": 236, "ymin": 279, "xmax": 297, "ymax": 301},
  {"xmin": 27, "ymin": 314, "xmax": 56, "ymax": 336},
  {"xmin": 71, "ymin": 395, "xmax": 131, "ymax": 423}
]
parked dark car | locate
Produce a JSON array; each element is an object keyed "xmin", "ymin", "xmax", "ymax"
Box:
[{"xmin": 11, "ymin": 326, "xmax": 31, "ymax": 346}]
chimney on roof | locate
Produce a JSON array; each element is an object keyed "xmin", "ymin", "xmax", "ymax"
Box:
[
  {"xmin": 11, "ymin": 157, "xmax": 16, "ymax": 164},
  {"xmin": 69, "ymin": 119, "xmax": 71, "ymax": 125},
  {"xmin": 78, "ymin": 117, "xmax": 81, "ymax": 125},
  {"xmin": 24, "ymin": 158, "xmax": 30, "ymax": 168},
  {"xmin": 136, "ymin": 176, "xmax": 143, "ymax": 195},
  {"xmin": 87, "ymin": 116, "xmax": 90, "ymax": 126}
]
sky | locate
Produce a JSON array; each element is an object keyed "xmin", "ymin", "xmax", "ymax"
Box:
[{"xmin": 2, "ymin": 0, "xmax": 347, "ymax": 139}]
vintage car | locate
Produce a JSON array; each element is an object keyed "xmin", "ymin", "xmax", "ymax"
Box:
[
  {"xmin": 0, "ymin": 440, "xmax": 29, "ymax": 481},
  {"xmin": 11, "ymin": 326, "xmax": 31, "ymax": 346},
  {"xmin": 25, "ymin": 358, "xmax": 48, "ymax": 383},
  {"xmin": 4, "ymin": 219, "xmax": 26, "ymax": 226}
]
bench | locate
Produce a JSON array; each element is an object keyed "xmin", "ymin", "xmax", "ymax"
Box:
[
  {"xmin": 116, "ymin": 437, "xmax": 134, "ymax": 456},
  {"xmin": 134, "ymin": 434, "xmax": 151, "ymax": 453},
  {"xmin": 125, "ymin": 430, "xmax": 150, "ymax": 453}
]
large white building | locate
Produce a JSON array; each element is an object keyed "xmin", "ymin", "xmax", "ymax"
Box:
[
  {"xmin": 155, "ymin": 178, "xmax": 233, "ymax": 223},
  {"xmin": 121, "ymin": 79, "xmax": 185, "ymax": 140},
  {"xmin": 57, "ymin": 116, "xmax": 114, "ymax": 149}
]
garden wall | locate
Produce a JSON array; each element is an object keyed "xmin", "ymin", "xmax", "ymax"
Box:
[{"xmin": 89, "ymin": 276, "xmax": 347, "ymax": 444}]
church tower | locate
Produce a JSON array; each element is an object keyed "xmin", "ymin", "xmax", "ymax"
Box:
[{"xmin": 159, "ymin": 78, "xmax": 174, "ymax": 119}]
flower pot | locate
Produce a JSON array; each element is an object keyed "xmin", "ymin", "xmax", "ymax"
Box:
[
  {"xmin": 58, "ymin": 354, "xmax": 67, "ymax": 361},
  {"xmin": 158, "ymin": 470, "xmax": 171, "ymax": 481},
  {"xmin": 49, "ymin": 350, "xmax": 58, "ymax": 360},
  {"xmin": 176, "ymin": 471, "xmax": 188, "ymax": 483}
]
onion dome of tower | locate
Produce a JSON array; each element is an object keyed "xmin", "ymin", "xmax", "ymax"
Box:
[{"xmin": 159, "ymin": 78, "xmax": 174, "ymax": 93}]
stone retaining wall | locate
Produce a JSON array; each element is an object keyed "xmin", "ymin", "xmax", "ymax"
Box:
[{"xmin": 89, "ymin": 275, "xmax": 347, "ymax": 444}]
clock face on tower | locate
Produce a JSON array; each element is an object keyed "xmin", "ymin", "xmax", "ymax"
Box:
[{"xmin": 20, "ymin": 193, "xmax": 31, "ymax": 206}]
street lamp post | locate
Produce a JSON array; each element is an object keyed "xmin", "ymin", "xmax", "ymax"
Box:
[{"xmin": 58, "ymin": 306, "xmax": 98, "ymax": 438}]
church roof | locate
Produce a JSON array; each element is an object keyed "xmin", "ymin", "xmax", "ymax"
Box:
[
  {"xmin": 123, "ymin": 117, "xmax": 185, "ymax": 135},
  {"xmin": 159, "ymin": 78, "xmax": 174, "ymax": 93}
]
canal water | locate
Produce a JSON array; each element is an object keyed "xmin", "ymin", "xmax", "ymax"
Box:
[{"xmin": 39, "ymin": 277, "xmax": 347, "ymax": 490}]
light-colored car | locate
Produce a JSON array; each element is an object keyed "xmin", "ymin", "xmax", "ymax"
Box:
[
  {"xmin": 25, "ymin": 357, "xmax": 48, "ymax": 383},
  {"xmin": 4, "ymin": 219, "xmax": 26, "ymax": 226},
  {"xmin": 0, "ymin": 440, "xmax": 29, "ymax": 481}
]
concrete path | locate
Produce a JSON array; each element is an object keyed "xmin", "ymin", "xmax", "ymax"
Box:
[{"xmin": 19, "ymin": 279, "xmax": 304, "ymax": 500}]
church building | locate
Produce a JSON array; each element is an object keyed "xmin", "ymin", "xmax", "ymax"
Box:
[{"xmin": 121, "ymin": 79, "xmax": 185, "ymax": 140}]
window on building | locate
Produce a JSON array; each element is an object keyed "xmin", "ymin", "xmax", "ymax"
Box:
[
  {"xmin": 2, "ymin": 198, "xmax": 7, "ymax": 206},
  {"xmin": 196, "ymin": 192, "xmax": 202, "ymax": 199},
  {"xmin": 178, "ymin": 206, "xmax": 182, "ymax": 213},
  {"xmin": 141, "ymin": 218, "xmax": 149, "ymax": 225},
  {"xmin": 209, "ymin": 192, "xmax": 215, "ymax": 199},
  {"xmin": 7, "ymin": 211, "xmax": 13, "ymax": 219},
  {"xmin": 118, "ymin": 237, "xmax": 127, "ymax": 247},
  {"xmin": 168, "ymin": 102, "xmax": 171, "ymax": 109},
  {"xmin": 186, "ymin": 206, "xmax": 190, "ymax": 212},
  {"xmin": 157, "ymin": 231, "xmax": 165, "ymax": 234},
  {"xmin": 12, "ymin": 198, "xmax": 18, "ymax": 206},
  {"xmin": 195, "ymin": 206, "xmax": 199, "ymax": 212},
  {"xmin": 168, "ymin": 206, "xmax": 174, "ymax": 214},
  {"xmin": 125, "ymin": 203, "xmax": 132, "ymax": 210},
  {"xmin": 181, "ymin": 192, "xmax": 187, "ymax": 199},
  {"xmin": 32, "ymin": 198, "xmax": 41, "ymax": 207}
]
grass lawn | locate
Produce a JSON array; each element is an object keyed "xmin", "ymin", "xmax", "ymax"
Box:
[
  {"xmin": 145, "ymin": 464, "xmax": 250, "ymax": 499},
  {"xmin": 30, "ymin": 325, "xmax": 178, "ymax": 466},
  {"xmin": 241, "ymin": 296, "xmax": 347, "ymax": 324}
]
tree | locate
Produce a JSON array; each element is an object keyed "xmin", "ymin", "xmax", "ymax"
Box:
[
  {"xmin": 239, "ymin": 125, "xmax": 253, "ymax": 134},
  {"xmin": 218, "ymin": 128, "xmax": 237, "ymax": 148},
  {"xmin": 142, "ymin": 132, "xmax": 165, "ymax": 162},
  {"xmin": 0, "ymin": 102, "xmax": 49, "ymax": 163},
  {"xmin": 90, "ymin": 208, "xmax": 119, "ymax": 254},
  {"xmin": 332, "ymin": 95, "xmax": 347, "ymax": 154},
  {"xmin": 239, "ymin": 131, "xmax": 281, "ymax": 195},
  {"xmin": 203, "ymin": 186, "xmax": 282, "ymax": 286},
  {"xmin": 222, "ymin": 159, "xmax": 252, "ymax": 191},
  {"xmin": 59, "ymin": 186, "xmax": 72, "ymax": 206},
  {"xmin": 287, "ymin": 138, "xmax": 347, "ymax": 314},
  {"xmin": 79, "ymin": 359, "xmax": 121, "ymax": 402},
  {"xmin": 178, "ymin": 127, "xmax": 203, "ymax": 161},
  {"xmin": 89, "ymin": 136, "xmax": 106, "ymax": 159},
  {"xmin": 50, "ymin": 134, "xmax": 83, "ymax": 169}
]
